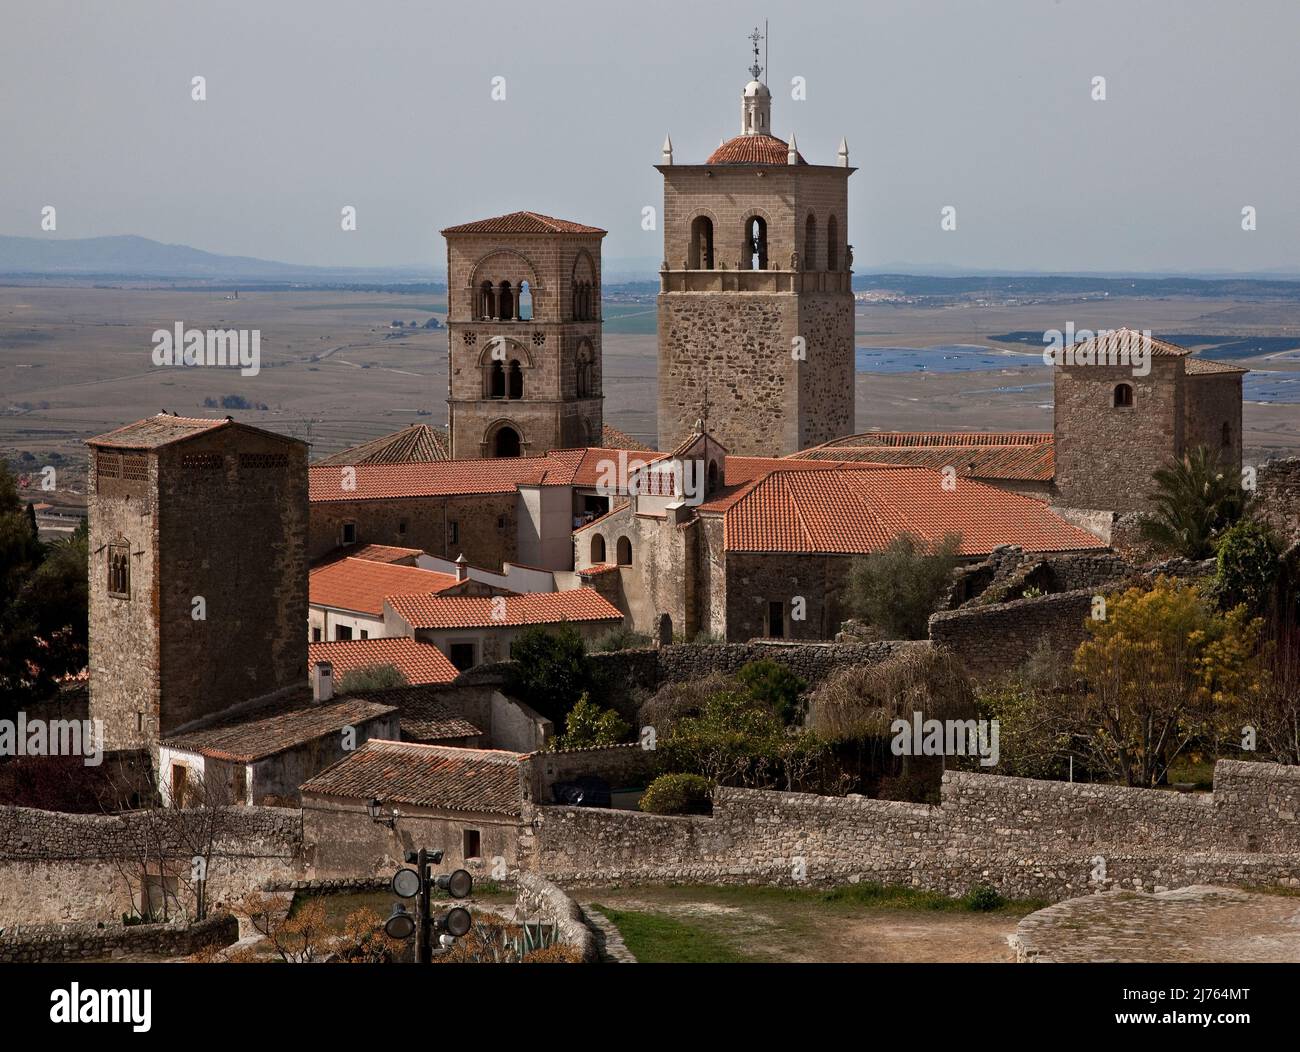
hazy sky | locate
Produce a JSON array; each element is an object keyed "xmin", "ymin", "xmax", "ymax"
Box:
[{"xmin": 3, "ymin": 0, "xmax": 1298, "ymax": 274}]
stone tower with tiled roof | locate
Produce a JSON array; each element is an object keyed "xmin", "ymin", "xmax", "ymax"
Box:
[
  {"xmin": 655, "ymin": 35, "xmax": 854, "ymax": 457},
  {"xmin": 85, "ymin": 415, "xmax": 308, "ymax": 754},
  {"xmin": 442, "ymin": 211, "xmax": 606, "ymax": 459}
]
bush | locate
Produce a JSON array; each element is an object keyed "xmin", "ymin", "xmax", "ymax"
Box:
[
  {"xmin": 336, "ymin": 663, "xmax": 408, "ymax": 693},
  {"xmin": 590, "ymin": 625, "xmax": 652, "ymax": 652},
  {"xmin": 736, "ymin": 659, "xmax": 806, "ymax": 725},
  {"xmin": 845, "ymin": 532, "xmax": 961, "ymax": 639},
  {"xmin": 963, "ymin": 884, "xmax": 1005, "ymax": 912},
  {"xmin": 554, "ymin": 693, "xmax": 631, "ymax": 749},
  {"xmin": 637, "ymin": 671, "xmax": 735, "ymax": 736},
  {"xmin": 507, "ymin": 625, "xmax": 591, "ymax": 725},
  {"xmin": 640, "ymin": 773, "xmax": 713, "ymax": 815},
  {"xmin": 1213, "ymin": 517, "xmax": 1281, "ymax": 614}
]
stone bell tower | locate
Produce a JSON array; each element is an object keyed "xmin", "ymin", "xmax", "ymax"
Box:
[{"xmin": 655, "ymin": 29, "xmax": 855, "ymax": 457}]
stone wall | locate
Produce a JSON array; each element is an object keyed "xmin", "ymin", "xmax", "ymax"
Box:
[
  {"xmin": 1258, "ymin": 457, "xmax": 1300, "ymax": 543},
  {"xmin": 0, "ymin": 806, "xmax": 303, "ymax": 925},
  {"xmin": 513, "ymin": 872, "xmax": 598, "ymax": 962},
  {"xmin": 529, "ymin": 760, "xmax": 1300, "ymax": 902},
  {"xmin": 928, "ymin": 589, "xmax": 1094, "ymax": 678},
  {"xmin": 0, "ymin": 912, "xmax": 239, "ymax": 963}
]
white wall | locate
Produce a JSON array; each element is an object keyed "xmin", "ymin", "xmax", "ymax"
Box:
[{"xmin": 309, "ymin": 604, "xmax": 386, "ymax": 642}]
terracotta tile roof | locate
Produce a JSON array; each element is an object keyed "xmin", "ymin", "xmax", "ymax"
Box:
[
  {"xmin": 723, "ymin": 467, "xmax": 1106, "ymax": 556},
  {"xmin": 601, "ymin": 423, "xmax": 656, "ymax": 452},
  {"xmin": 706, "ymin": 134, "xmax": 805, "ymax": 165},
  {"xmin": 1185, "ymin": 357, "xmax": 1248, "ymax": 376},
  {"xmin": 313, "ymin": 544, "xmax": 425, "ymax": 568},
  {"xmin": 346, "ymin": 686, "xmax": 484, "ymax": 742},
  {"xmin": 441, "ymin": 211, "xmax": 606, "ymax": 236},
  {"xmin": 315, "ymin": 424, "xmax": 450, "ymax": 466},
  {"xmin": 87, "ymin": 414, "xmax": 303, "ymax": 450},
  {"xmin": 388, "ymin": 589, "xmax": 623, "ymax": 629},
  {"xmin": 1065, "ymin": 327, "xmax": 1193, "ymax": 360},
  {"xmin": 309, "ymin": 638, "xmax": 460, "ymax": 686},
  {"xmin": 300, "ymin": 740, "xmax": 528, "ymax": 815},
  {"xmin": 161, "ymin": 697, "xmax": 398, "ymax": 763},
  {"xmin": 310, "ymin": 557, "xmax": 459, "ymax": 615},
  {"xmin": 790, "ymin": 432, "xmax": 1055, "ymax": 482},
  {"xmin": 576, "ymin": 563, "xmax": 619, "ymax": 577}
]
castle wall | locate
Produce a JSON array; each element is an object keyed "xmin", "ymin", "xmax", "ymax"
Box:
[{"xmin": 1183, "ymin": 372, "xmax": 1243, "ymax": 473}]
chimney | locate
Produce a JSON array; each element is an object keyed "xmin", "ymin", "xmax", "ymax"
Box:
[
  {"xmin": 455, "ymin": 553, "xmax": 469, "ymax": 583},
  {"xmin": 312, "ymin": 661, "xmax": 334, "ymax": 703}
]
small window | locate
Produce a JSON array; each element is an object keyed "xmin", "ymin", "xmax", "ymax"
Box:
[
  {"xmin": 1113, "ymin": 383, "xmax": 1134, "ymax": 408},
  {"xmin": 616, "ymin": 536, "xmax": 632, "ymax": 566},
  {"xmin": 449, "ymin": 642, "xmax": 476, "ymax": 671},
  {"xmin": 449, "ymin": 521, "xmax": 460, "ymax": 545},
  {"xmin": 336, "ymin": 625, "xmax": 353, "ymax": 641},
  {"xmin": 312, "ymin": 627, "xmax": 322, "ymax": 642},
  {"xmin": 463, "ymin": 829, "xmax": 482, "ymax": 860},
  {"xmin": 497, "ymin": 515, "xmax": 507, "ymax": 530},
  {"xmin": 398, "ymin": 519, "xmax": 407, "ymax": 536},
  {"xmin": 767, "ymin": 601, "xmax": 785, "ymax": 639},
  {"xmin": 107, "ymin": 542, "xmax": 130, "ymax": 598},
  {"xmin": 136, "ymin": 711, "xmax": 144, "ymax": 733},
  {"xmin": 360, "ymin": 629, "xmax": 369, "ymax": 640},
  {"xmin": 1221, "ymin": 422, "xmax": 1231, "ymax": 447},
  {"xmin": 232, "ymin": 765, "xmax": 247, "ymax": 804},
  {"xmin": 341, "ymin": 522, "xmax": 357, "ymax": 545}
]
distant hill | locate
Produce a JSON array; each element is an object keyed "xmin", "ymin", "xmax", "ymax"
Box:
[{"xmin": 0, "ymin": 234, "xmax": 434, "ymax": 283}]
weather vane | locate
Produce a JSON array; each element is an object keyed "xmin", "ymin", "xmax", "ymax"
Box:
[{"xmin": 749, "ymin": 25, "xmax": 764, "ymax": 81}]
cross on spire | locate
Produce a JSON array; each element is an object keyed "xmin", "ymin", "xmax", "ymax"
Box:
[{"xmin": 748, "ymin": 26, "xmax": 764, "ymax": 80}]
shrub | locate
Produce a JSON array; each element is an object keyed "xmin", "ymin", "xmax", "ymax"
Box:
[
  {"xmin": 964, "ymin": 883, "xmax": 1005, "ymax": 912},
  {"xmin": 1140, "ymin": 446, "xmax": 1246, "ymax": 559},
  {"xmin": 637, "ymin": 671, "xmax": 735, "ymax": 736},
  {"xmin": 506, "ymin": 625, "xmax": 591, "ymax": 724},
  {"xmin": 590, "ymin": 625, "xmax": 652, "ymax": 652},
  {"xmin": 554, "ymin": 693, "xmax": 631, "ymax": 749},
  {"xmin": 336, "ymin": 663, "xmax": 408, "ymax": 693},
  {"xmin": 640, "ymin": 773, "xmax": 713, "ymax": 815},
  {"xmin": 736, "ymin": 659, "xmax": 807, "ymax": 725},
  {"xmin": 1213, "ymin": 517, "xmax": 1281, "ymax": 615},
  {"xmin": 845, "ymin": 532, "xmax": 962, "ymax": 639}
]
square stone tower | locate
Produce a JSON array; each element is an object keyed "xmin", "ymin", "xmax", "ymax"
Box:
[
  {"xmin": 442, "ymin": 211, "xmax": 607, "ymax": 458},
  {"xmin": 86, "ymin": 415, "xmax": 308, "ymax": 753},
  {"xmin": 1052, "ymin": 329, "xmax": 1246, "ymax": 513},
  {"xmin": 655, "ymin": 50, "xmax": 855, "ymax": 457}
]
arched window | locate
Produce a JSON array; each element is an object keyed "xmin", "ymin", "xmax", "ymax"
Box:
[
  {"xmin": 1221, "ymin": 422, "xmax": 1232, "ymax": 447},
  {"xmin": 616, "ymin": 536, "xmax": 632, "ymax": 566},
  {"xmin": 493, "ymin": 425, "xmax": 521, "ymax": 458},
  {"xmin": 1113, "ymin": 383, "xmax": 1134, "ymax": 408},
  {"xmin": 826, "ymin": 216, "xmax": 839, "ymax": 271},
  {"xmin": 107, "ymin": 542, "xmax": 130, "ymax": 597},
  {"xmin": 707, "ymin": 460, "xmax": 719, "ymax": 494},
  {"xmin": 804, "ymin": 214, "xmax": 817, "ymax": 271},
  {"xmin": 498, "ymin": 282, "xmax": 514, "ymax": 321},
  {"xmin": 508, "ymin": 360, "xmax": 523, "ymax": 399},
  {"xmin": 488, "ymin": 359, "xmax": 505, "ymax": 398},
  {"xmin": 591, "ymin": 534, "xmax": 606, "ymax": 563},
  {"xmin": 576, "ymin": 346, "xmax": 593, "ymax": 398},
  {"xmin": 479, "ymin": 281, "xmax": 495, "ymax": 319},
  {"xmin": 518, "ymin": 281, "xmax": 533, "ymax": 321},
  {"xmin": 690, "ymin": 216, "xmax": 715, "ymax": 270},
  {"xmin": 744, "ymin": 216, "xmax": 768, "ymax": 270}
]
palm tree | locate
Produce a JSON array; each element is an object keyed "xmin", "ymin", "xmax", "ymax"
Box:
[{"xmin": 1140, "ymin": 446, "xmax": 1246, "ymax": 559}]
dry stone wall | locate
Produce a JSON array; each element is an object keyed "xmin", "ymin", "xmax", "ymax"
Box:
[{"xmin": 0, "ymin": 912, "xmax": 238, "ymax": 963}]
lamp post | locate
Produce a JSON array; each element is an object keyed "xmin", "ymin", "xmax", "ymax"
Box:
[{"xmin": 388, "ymin": 848, "xmax": 473, "ymax": 963}]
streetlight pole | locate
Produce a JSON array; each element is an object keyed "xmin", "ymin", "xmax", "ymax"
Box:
[{"xmin": 415, "ymin": 847, "xmax": 431, "ymax": 965}]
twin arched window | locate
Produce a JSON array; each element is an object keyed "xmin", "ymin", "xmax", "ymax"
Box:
[
  {"xmin": 107, "ymin": 543, "xmax": 130, "ymax": 597},
  {"xmin": 487, "ymin": 356, "xmax": 524, "ymax": 399},
  {"xmin": 573, "ymin": 281, "xmax": 595, "ymax": 321},
  {"xmin": 576, "ymin": 345, "xmax": 594, "ymax": 398},
  {"xmin": 479, "ymin": 280, "xmax": 529, "ymax": 320}
]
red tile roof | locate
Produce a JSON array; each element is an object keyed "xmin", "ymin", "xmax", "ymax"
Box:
[
  {"xmin": 310, "ymin": 557, "xmax": 459, "ymax": 615},
  {"xmin": 601, "ymin": 423, "xmax": 655, "ymax": 452},
  {"xmin": 706, "ymin": 134, "xmax": 804, "ymax": 165},
  {"xmin": 87, "ymin": 414, "xmax": 304, "ymax": 450},
  {"xmin": 1185, "ymin": 357, "xmax": 1248, "ymax": 376},
  {"xmin": 309, "ymin": 638, "xmax": 460, "ymax": 686},
  {"xmin": 723, "ymin": 467, "xmax": 1105, "ymax": 556},
  {"xmin": 300, "ymin": 740, "xmax": 528, "ymax": 815},
  {"xmin": 313, "ymin": 544, "xmax": 425, "ymax": 567},
  {"xmin": 1065, "ymin": 327, "xmax": 1192, "ymax": 360},
  {"xmin": 387, "ymin": 589, "xmax": 623, "ymax": 629},
  {"xmin": 315, "ymin": 424, "xmax": 450, "ymax": 466},
  {"xmin": 346, "ymin": 686, "xmax": 484, "ymax": 742},
  {"xmin": 161, "ymin": 697, "xmax": 398, "ymax": 763},
  {"xmin": 790, "ymin": 432, "xmax": 1055, "ymax": 482},
  {"xmin": 441, "ymin": 211, "xmax": 606, "ymax": 236}
]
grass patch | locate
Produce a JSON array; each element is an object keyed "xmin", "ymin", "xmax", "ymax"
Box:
[{"xmin": 589, "ymin": 904, "xmax": 752, "ymax": 963}]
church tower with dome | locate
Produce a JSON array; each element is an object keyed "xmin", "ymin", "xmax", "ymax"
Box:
[{"xmin": 654, "ymin": 29, "xmax": 855, "ymax": 457}]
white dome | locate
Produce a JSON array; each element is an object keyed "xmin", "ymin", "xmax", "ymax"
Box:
[{"xmin": 743, "ymin": 79, "xmax": 770, "ymax": 98}]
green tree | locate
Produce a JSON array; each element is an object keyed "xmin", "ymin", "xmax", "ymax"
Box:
[
  {"xmin": 0, "ymin": 464, "xmax": 87, "ymax": 714},
  {"xmin": 336, "ymin": 663, "xmax": 408, "ymax": 693},
  {"xmin": 553, "ymin": 693, "xmax": 630, "ymax": 749},
  {"xmin": 1140, "ymin": 446, "xmax": 1246, "ymax": 559},
  {"xmin": 735, "ymin": 659, "xmax": 806, "ymax": 725},
  {"xmin": 506, "ymin": 624, "xmax": 591, "ymax": 724},
  {"xmin": 845, "ymin": 532, "xmax": 961, "ymax": 639},
  {"xmin": 1212, "ymin": 517, "xmax": 1281, "ymax": 615}
]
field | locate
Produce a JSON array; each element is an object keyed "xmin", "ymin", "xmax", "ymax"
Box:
[{"xmin": 2, "ymin": 285, "xmax": 1298, "ymax": 518}]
